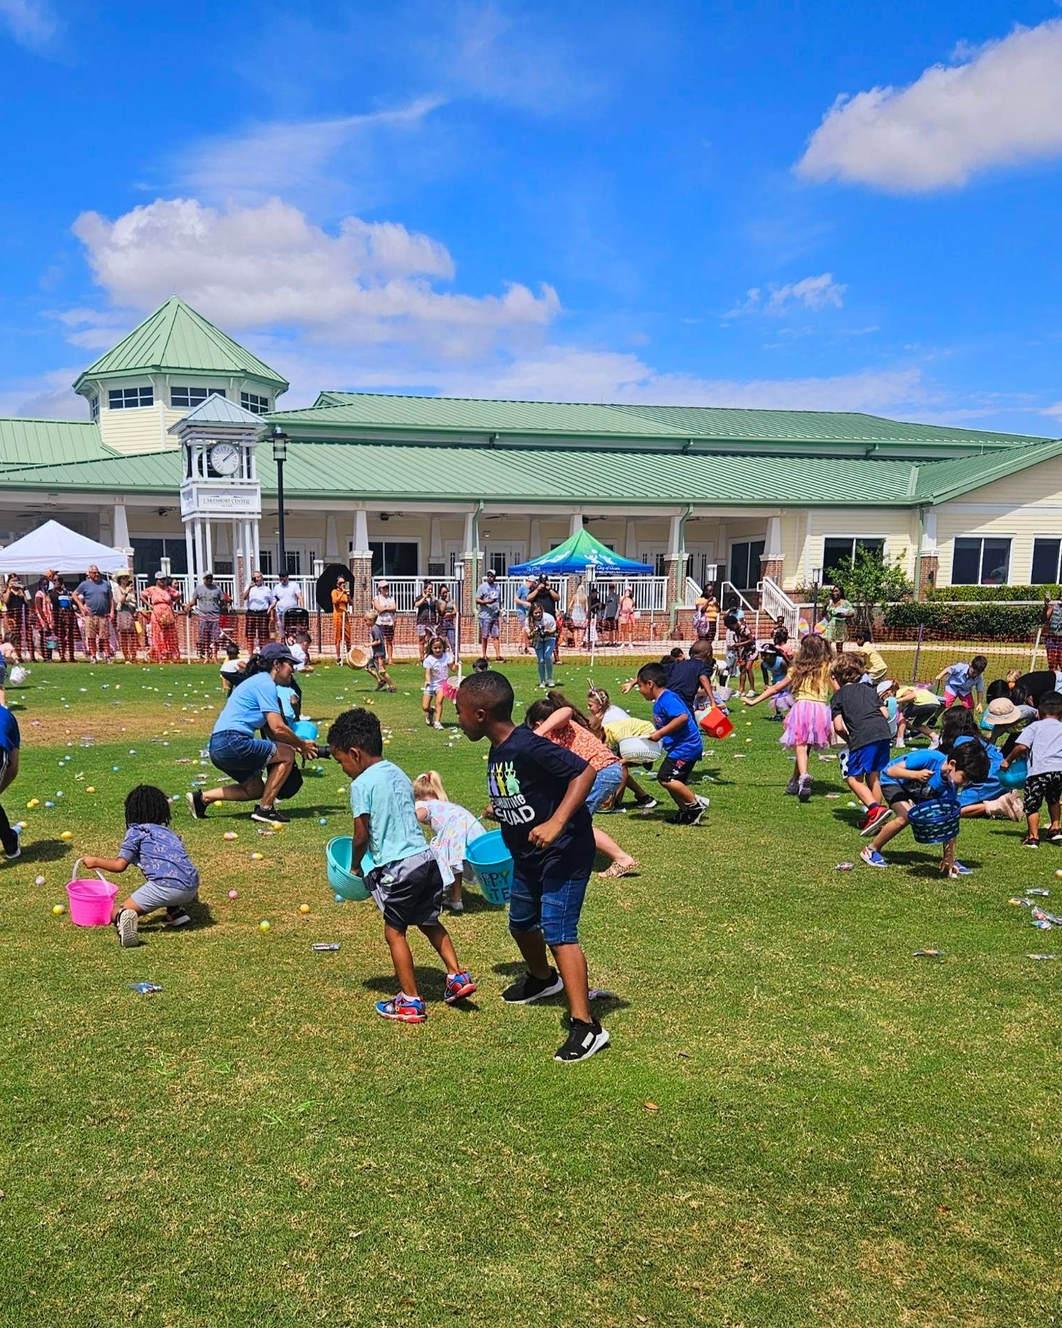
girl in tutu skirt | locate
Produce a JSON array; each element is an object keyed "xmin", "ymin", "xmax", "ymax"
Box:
[{"xmin": 746, "ymin": 635, "xmax": 835, "ymax": 801}]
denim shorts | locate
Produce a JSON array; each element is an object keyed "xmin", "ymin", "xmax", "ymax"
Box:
[
  {"xmin": 208, "ymin": 730, "xmax": 277, "ymax": 785},
  {"xmin": 586, "ymin": 762, "xmax": 623, "ymax": 814},
  {"xmin": 508, "ymin": 871, "xmax": 590, "ymax": 946}
]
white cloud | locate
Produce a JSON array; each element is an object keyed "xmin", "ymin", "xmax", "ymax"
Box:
[
  {"xmin": 796, "ymin": 19, "xmax": 1062, "ymax": 192},
  {"xmin": 0, "ymin": 0, "xmax": 58, "ymax": 52},
  {"xmin": 727, "ymin": 273, "xmax": 847, "ymax": 318},
  {"xmin": 69, "ymin": 197, "xmax": 559, "ymax": 357},
  {"xmin": 175, "ymin": 97, "xmax": 445, "ymax": 205},
  {"xmin": 0, "ymin": 367, "xmax": 87, "ymax": 420}
]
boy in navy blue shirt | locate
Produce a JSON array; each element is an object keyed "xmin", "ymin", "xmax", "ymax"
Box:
[
  {"xmin": 636, "ymin": 662, "xmax": 708, "ymax": 825},
  {"xmin": 456, "ymin": 671, "xmax": 609, "ymax": 1063}
]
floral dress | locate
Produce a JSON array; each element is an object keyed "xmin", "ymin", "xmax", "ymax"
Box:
[
  {"xmin": 143, "ymin": 584, "xmax": 180, "ymax": 662},
  {"xmin": 418, "ymin": 798, "xmax": 484, "ymax": 873}
]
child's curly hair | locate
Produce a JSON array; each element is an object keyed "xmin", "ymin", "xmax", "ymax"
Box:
[{"xmin": 125, "ymin": 784, "xmax": 171, "ymax": 827}]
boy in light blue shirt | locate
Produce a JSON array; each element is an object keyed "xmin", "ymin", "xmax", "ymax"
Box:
[{"xmin": 328, "ymin": 708, "xmax": 475, "ymax": 1024}]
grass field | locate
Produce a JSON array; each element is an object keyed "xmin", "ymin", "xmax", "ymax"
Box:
[{"xmin": 1, "ymin": 659, "xmax": 1061, "ymax": 1327}]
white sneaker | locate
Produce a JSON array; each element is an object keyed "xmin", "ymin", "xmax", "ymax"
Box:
[
  {"xmin": 116, "ymin": 908, "xmax": 140, "ymax": 948},
  {"xmin": 432, "ymin": 721, "xmax": 444, "ymax": 730}
]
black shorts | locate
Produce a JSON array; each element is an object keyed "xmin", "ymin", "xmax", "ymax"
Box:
[
  {"xmin": 366, "ymin": 847, "xmax": 444, "ymax": 931},
  {"xmin": 1024, "ymin": 771, "xmax": 1062, "ymax": 815},
  {"xmin": 658, "ymin": 755, "xmax": 698, "ymax": 784},
  {"xmin": 882, "ymin": 781, "xmax": 936, "ymax": 808},
  {"xmin": 903, "ymin": 703, "xmax": 942, "ymax": 729}
]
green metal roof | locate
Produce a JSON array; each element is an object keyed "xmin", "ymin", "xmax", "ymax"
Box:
[
  {"xmin": 271, "ymin": 391, "xmax": 1052, "ymax": 458},
  {"xmin": 6, "ymin": 438, "xmax": 1062, "ymax": 509},
  {"xmin": 0, "ymin": 418, "xmax": 112, "ymax": 469},
  {"xmin": 73, "ymin": 297, "xmax": 289, "ymax": 393}
]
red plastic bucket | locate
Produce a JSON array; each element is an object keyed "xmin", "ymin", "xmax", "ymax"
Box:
[
  {"xmin": 698, "ymin": 705, "xmax": 734, "ymax": 740},
  {"xmin": 66, "ymin": 864, "xmax": 118, "ymax": 927}
]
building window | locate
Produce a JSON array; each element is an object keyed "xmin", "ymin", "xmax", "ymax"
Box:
[
  {"xmin": 369, "ymin": 540, "xmax": 418, "ymax": 577},
  {"xmin": 108, "ymin": 386, "xmax": 154, "ymax": 410},
  {"xmin": 88, "ymin": 395, "xmax": 99, "ymax": 422},
  {"xmin": 821, "ymin": 537, "xmax": 884, "ymax": 584},
  {"xmin": 241, "ymin": 391, "xmax": 269, "ymax": 414},
  {"xmin": 1031, "ymin": 538, "xmax": 1062, "ymax": 585},
  {"xmin": 952, "ymin": 536, "xmax": 1011, "ymax": 586},
  {"xmin": 171, "ymin": 386, "xmax": 225, "ymax": 408},
  {"xmin": 729, "ymin": 540, "xmax": 766, "ymax": 591},
  {"xmin": 258, "ymin": 549, "xmax": 274, "ymax": 577}
]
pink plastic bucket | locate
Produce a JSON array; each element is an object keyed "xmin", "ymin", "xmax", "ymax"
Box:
[{"xmin": 66, "ymin": 865, "xmax": 118, "ymax": 927}]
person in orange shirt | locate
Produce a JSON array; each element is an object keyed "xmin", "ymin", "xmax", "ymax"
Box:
[{"xmin": 331, "ymin": 575, "xmax": 353, "ymax": 661}]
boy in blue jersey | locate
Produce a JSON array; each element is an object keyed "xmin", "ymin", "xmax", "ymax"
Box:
[
  {"xmin": 860, "ymin": 741, "xmax": 988, "ymax": 873},
  {"xmin": 636, "ymin": 662, "xmax": 708, "ymax": 825}
]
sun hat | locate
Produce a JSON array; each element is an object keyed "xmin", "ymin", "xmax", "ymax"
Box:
[
  {"xmin": 876, "ymin": 679, "xmax": 896, "ymax": 695},
  {"xmin": 984, "ymin": 696, "xmax": 1024, "ymax": 726},
  {"xmin": 259, "ymin": 642, "xmax": 298, "ymax": 665}
]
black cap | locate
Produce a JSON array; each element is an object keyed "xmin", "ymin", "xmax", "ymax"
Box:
[{"xmin": 259, "ymin": 643, "xmax": 297, "ymax": 665}]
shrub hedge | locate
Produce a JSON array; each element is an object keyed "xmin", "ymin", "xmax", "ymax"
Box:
[
  {"xmin": 883, "ymin": 601, "xmax": 1043, "ymax": 635},
  {"xmin": 925, "ymin": 585, "xmax": 1061, "ymax": 602}
]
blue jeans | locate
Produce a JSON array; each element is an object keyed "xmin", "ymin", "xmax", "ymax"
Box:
[
  {"xmin": 534, "ymin": 636, "xmax": 555, "ymax": 684},
  {"xmin": 508, "ymin": 871, "xmax": 590, "ymax": 946}
]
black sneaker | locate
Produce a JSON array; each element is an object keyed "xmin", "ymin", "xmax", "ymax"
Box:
[
  {"xmin": 501, "ymin": 968, "xmax": 565, "ymax": 1004},
  {"xmin": 667, "ymin": 803, "xmax": 705, "ymax": 826},
  {"xmin": 164, "ymin": 907, "xmax": 192, "ymax": 927},
  {"xmin": 1049, "ymin": 828, "xmax": 1062, "ymax": 845},
  {"xmin": 186, "ymin": 789, "xmax": 207, "ymax": 820},
  {"xmin": 554, "ymin": 1019, "xmax": 610, "ymax": 1063},
  {"xmin": 251, "ymin": 805, "xmax": 289, "ymax": 824},
  {"xmin": 3, "ymin": 835, "xmax": 20, "ymax": 860},
  {"xmin": 634, "ymin": 796, "xmax": 658, "ymax": 813}
]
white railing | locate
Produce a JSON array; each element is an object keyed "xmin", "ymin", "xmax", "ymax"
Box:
[
  {"xmin": 134, "ymin": 573, "xmax": 317, "ymax": 607},
  {"xmin": 684, "ymin": 576, "xmax": 703, "ymax": 608},
  {"xmin": 759, "ymin": 576, "xmax": 801, "ymax": 638},
  {"xmin": 720, "ymin": 581, "xmax": 758, "ymax": 615},
  {"xmin": 369, "ymin": 576, "xmax": 461, "ymax": 613}
]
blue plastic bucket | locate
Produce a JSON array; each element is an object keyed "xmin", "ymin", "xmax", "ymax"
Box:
[
  {"xmin": 999, "ymin": 758, "xmax": 1028, "ymax": 790},
  {"xmin": 465, "ymin": 829, "xmax": 514, "ymax": 905},
  {"xmin": 293, "ymin": 719, "xmax": 319, "ymax": 742},
  {"xmin": 325, "ymin": 837, "xmax": 374, "ymax": 901}
]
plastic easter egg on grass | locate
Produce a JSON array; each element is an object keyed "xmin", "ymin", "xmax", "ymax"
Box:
[
  {"xmin": 299, "ymin": 903, "xmax": 311, "ymax": 914},
  {"xmin": 251, "ymin": 852, "xmax": 264, "ymax": 861},
  {"xmin": 1055, "ymin": 870, "xmax": 1062, "ymax": 880},
  {"xmin": 60, "ymin": 831, "xmax": 73, "ymax": 842},
  {"xmin": 27, "ymin": 799, "xmax": 39, "ymax": 809},
  {"xmin": 259, "ymin": 920, "xmax": 271, "ymax": 932},
  {"xmin": 86, "ymin": 787, "xmax": 96, "ymax": 794},
  {"xmin": 35, "ymin": 875, "xmax": 45, "ymax": 886},
  {"xmin": 228, "ymin": 889, "xmax": 239, "ymax": 900},
  {"xmin": 52, "ymin": 904, "xmax": 64, "ymax": 916},
  {"xmin": 223, "ymin": 831, "xmax": 239, "ymax": 841}
]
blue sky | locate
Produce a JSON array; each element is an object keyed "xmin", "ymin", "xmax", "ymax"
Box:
[{"xmin": 2, "ymin": 0, "xmax": 1062, "ymax": 434}]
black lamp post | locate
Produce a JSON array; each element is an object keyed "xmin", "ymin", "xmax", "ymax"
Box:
[{"xmin": 271, "ymin": 427, "xmax": 289, "ymax": 578}]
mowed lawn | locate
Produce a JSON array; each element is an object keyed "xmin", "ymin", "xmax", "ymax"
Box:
[{"xmin": 1, "ymin": 659, "xmax": 1060, "ymax": 1328}]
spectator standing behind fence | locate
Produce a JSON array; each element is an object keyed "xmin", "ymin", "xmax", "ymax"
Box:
[
  {"xmin": 331, "ymin": 574, "xmax": 352, "ymax": 660},
  {"xmin": 188, "ymin": 571, "xmax": 225, "ymax": 661},
  {"xmin": 438, "ymin": 585, "xmax": 458, "ymax": 655},
  {"xmin": 475, "ymin": 569, "xmax": 503, "ymax": 663},
  {"xmin": 567, "ymin": 582, "xmax": 589, "ymax": 650},
  {"xmin": 415, "ymin": 581, "xmax": 441, "ymax": 650},
  {"xmin": 1044, "ymin": 594, "xmax": 1062, "ymax": 671},
  {"xmin": 372, "ymin": 580, "xmax": 398, "ymax": 664},
  {"xmin": 33, "ymin": 576, "xmax": 54, "ymax": 661},
  {"xmin": 143, "ymin": 573, "xmax": 181, "ymax": 663},
  {"xmin": 2, "ymin": 576, "xmax": 28, "ymax": 660},
  {"xmin": 54, "ymin": 578, "xmax": 76, "ymax": 662},
  {"xmin": 515, "ymin": 576, "xmax": 535, "ymax": 654},
  {"xmin": 73, "ymin": 564, "xmax": 115, "ymax": 663},
  {"xmin": 273, "ymin": 572, "xmax": 305, "ymax": 638},
  {"xmin": 113, "ymin": 574, "xmax": 140, "ymax": 663},
  {"xmin": 243, "ymin": 571, "xmax": 274, "ymax": 651}
]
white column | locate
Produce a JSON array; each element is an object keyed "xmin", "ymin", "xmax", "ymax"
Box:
[
  {"xmin": 185, "ymin": 522, "xmax": 195, "ymax": 585},
  {"xmin": 193, "ymin": 519, "xmax": 206, "ymax": 582},
  {"xmin": 205, "ymin": 520, "xmax": 214, "ymax": 572},
  {"xmin": 113, "ymin": 500, "xmax": 130, "ymax": 549},
  {"xmin": 529, "ymin": 518, "xmax": 542, "ymax": 559},
  {"xmin": 923, "ymin": 509, "xmax": 938, "ymax": 556},
  {"xmin": 429, "ymin": 517, "xmax": 443, "ymax": 564},
  {"xmin": 764, "ymin": 515, "xmax": 783, "ymax": 560},
  {"xmin": 570, "ymin": 512, "xmax": 583, "ymax": 539},
  {"xmin": 251, "ymin": 520, "xmax": 261, "ymax": 573},
  {"xmin": 325, "ymin": 516, "xmax": 339, "ymax": 561},
  {"xmin": 624, "ymin": 519, "xmax": 637, "ymax": 559},
  {"xmin": 353, "ymin": 508, "xmax": 369, "ymax": 554},
  {"xmin": 463, "ymin": 510, "xmax": 476, "ymax": 552},
  {"xmin": 668, "ymin": 513, "xmax": 683, "ymax": 557}
]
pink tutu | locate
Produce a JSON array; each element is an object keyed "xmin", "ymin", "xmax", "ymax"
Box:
[
  {"xmin": 768, "ymin": 690, "xmax": 793, "ymax": 716},
  {"xmin": 780, "ymin": 699, "xmax": 833, "ymax": 750}
]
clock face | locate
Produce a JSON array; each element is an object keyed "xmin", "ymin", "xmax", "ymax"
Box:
[{"xmin": 208, "ymin": 442, "xmax": 241, "ymax": 476}]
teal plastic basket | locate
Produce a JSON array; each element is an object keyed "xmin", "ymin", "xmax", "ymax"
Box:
[
  {"xmin": 465, "ymin": 829, "xmax": 514, "ymax": 905},
  {"xmin": 907, "ymin": 799, "xmax": 961, "ymax": 845},
  {"xmin": 325, "ymin": 837, "xmax": 374, "ymax": 901}
]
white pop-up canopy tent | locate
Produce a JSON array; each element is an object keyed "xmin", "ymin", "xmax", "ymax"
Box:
[{"xmin": 0, "ymin": 520, "xmax": 130, "ymax": 576}]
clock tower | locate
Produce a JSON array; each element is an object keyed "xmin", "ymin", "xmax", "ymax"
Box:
[{"xmin": 170, "ymin": 395, "xmax": 265, "ymax": 588}]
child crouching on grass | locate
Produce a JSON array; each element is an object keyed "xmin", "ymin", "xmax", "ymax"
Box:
[
  {"xmin": 328, "ymin": 708, "xmax": 475, "ymax": 1023},
  {"xmin": 859, "ymin": 742, "xmax": 989, "ymax": 877},
  {"xmin": 82, "ymin": 784, "xmax": 200, "ymax": 948},
  {"xmin": 1000, "ymin": 690, "xmax": 1062, "ymax": 848},
  {"xmin": 413, "ymin": 770, "xmax": 484, "ymax": 913}
]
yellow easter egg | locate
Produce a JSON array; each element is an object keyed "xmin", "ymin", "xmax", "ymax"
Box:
[{"xmin": 60, "ymin": 831, "xmax": 73, "ymax": 842}]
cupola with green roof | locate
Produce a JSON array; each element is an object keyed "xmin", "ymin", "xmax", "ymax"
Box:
[{"xmin": 73, "ymin": 296, "xmax": 288, "ymax": 456}]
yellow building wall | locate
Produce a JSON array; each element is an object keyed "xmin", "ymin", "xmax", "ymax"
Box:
[
  {"xmin": 934, "ymin": 457, "xmax": 1062, "ymax": 585},
  {"xmin": 778, "ymin": 509, "xmax": 916, "ymax": 591}
]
